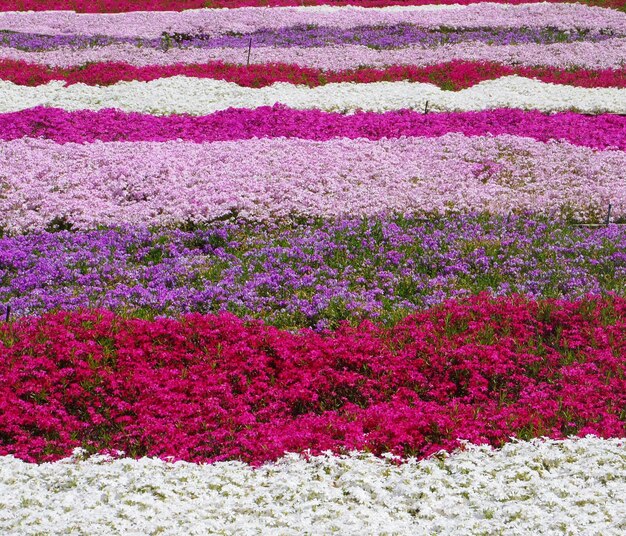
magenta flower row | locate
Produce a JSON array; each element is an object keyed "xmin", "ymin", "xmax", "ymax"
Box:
[
  {"xmin": 3, "ymin": 106, "xmax": 625, "ymax": 150},
  {"xmin": 1, "ymin": 294, "xmax": 625, "ymax": 464}
]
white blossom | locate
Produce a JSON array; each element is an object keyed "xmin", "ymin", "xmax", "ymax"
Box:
[
  {"xmin": 1, "ymin": 76, "xmax": 626, "ymax": 115},
  {"xmin": 1, "ymin": 437, "xmax": 625, "ymax": 535}
]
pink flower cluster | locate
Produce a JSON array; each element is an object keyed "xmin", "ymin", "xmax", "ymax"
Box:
[
  {"xmin": 3, "ymin": 3, "xmax": 623, "ymax": 38},
  {"xmin": 3, "ymin": 106, "xmax": 625, "ymax": 150},
  {"xmin": 2, "ymin": 59, "xmax": 625, "ymax": 90},
  {"xmin": 2, "ymin": 134, "xmax": 624, "ymax": 230},
  {"xmin": 7, "ymin": 40, "xmax": 626, "ymax": 70},
  {"xmin": 1, "ymin": 294, "xmax": 625, "ymax": 465},
  {"xmin": 1, "ymin": 0, "xmax": 622, "ymax": 13}
]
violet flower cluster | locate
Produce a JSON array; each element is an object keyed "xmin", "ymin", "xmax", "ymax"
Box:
[
  {"xmin": 0, "ymin": 26, "xmax": 612, "ymax": 52},
  {"xmin": 2, "ymin": 214, "xmax": 625, "ymax": 329}
]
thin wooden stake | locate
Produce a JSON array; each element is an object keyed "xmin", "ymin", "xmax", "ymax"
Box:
[
  {"xmin": 4, "ymin": 305, "xmax": 10, "ymax": 323},
  {"xmin": 246, "ymin": 38, "xmax": 252, "ymax": 67},
  {"xmin": 605, "ymin": 203, "xmax": 612, "ymax": 226},
  {"xmin": 424, "ymin": 100, "xmax": 429, "ymax": 115}
]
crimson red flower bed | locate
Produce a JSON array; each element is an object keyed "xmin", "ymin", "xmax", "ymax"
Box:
[
  {"xmin": 1, "ymin": 294, "xmax": 625, "ymax": 464},
  {"xmin": 3, "ymin": 59, "xmax": 625, "ymax": 90}
]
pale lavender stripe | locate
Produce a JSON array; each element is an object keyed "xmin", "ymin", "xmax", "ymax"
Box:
[
  {"xmin": 1, "ymin": 135, "xmax": 624, "ymax": 232},
  {"xmin": 2, "ymin": 39, "xmax": 625, "ymax": 70},
  {"xmin": 0, "ymin": 4, "xmax": 624, "ymax": 39},
  {"xmin": 0, "ymin": 27, "xmax": 608, "ymax": 52}
]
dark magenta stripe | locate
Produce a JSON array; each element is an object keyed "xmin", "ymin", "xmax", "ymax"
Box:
[{"xmin": 2, "ymin": 106, "xmax": 625, "ymax": 150}]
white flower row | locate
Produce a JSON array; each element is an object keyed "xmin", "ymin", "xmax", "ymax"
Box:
[
  {"xmin": 1, "ymin": 3, "xmax": 623, "ymax": 38},
  {"xmin": 1, "ymin": 436, "xmax": 625, "ymax": 535},
  {"xmin": 2, "ymin": 76, "xmax": 626, "ymax": 115}
]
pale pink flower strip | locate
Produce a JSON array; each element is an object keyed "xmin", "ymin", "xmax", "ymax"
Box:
[
  {"xmin": 3, "ymin": 40, "xmax": 625, "ymax": 70},
  {"xmin": 0, "ymin": 135, "xmax": 624, "ymax": 231},
  {"xmin": 0, "ymin": 4, "xmax": 624, "ymax": 38}
]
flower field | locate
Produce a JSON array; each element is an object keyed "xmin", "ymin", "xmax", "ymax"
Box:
[{"xmin": 1, "ymin": 1, "xmax": 626, "ymax": 534}]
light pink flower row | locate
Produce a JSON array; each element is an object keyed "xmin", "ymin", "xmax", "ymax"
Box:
[
  {"xmin": 6, "ymin": 0, "xmax": 626, "ymax": 10},
  {"xmin": 1, "ymin": 134, "xmax": 624, "ymax": 231},
  {"xmin": 5, "ymin": 40, "xmax": 625, "ymax": 70},
  {"xmin": 1, "ymin": 4, "xmax": 623, "ymax": 38},
  {"xmin": 1, "ymin": 0, "xmax": 624, "ymax": 13}
]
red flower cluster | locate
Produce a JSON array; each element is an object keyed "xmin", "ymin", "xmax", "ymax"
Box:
[
  {"xmin": 2, "ymin": 59, "xmax": 625, "ymax": 90},
  {"xmin": 1, "ymin": 294, "xmax": 625, "ymax": 464},
  {"xmin": 0, "ymin": 0, "xmax": 622, "ymax": 12}
]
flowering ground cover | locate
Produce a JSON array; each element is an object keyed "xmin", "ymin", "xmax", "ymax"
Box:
[
  {"xmin": 2, "ymin": 294, "xmax": 626, "ymax": 463},
  {"xmin": 3, "ymin": 77, "xmax": 626, "ymax": 115},
  {"xmin": 3, "ymin": 107, "xmax": 624, "ymax": 148},
  {"xmin": 1, "ymin": 0, "xmax": 625, "ymax": 11},
  {"xmin": 2, "ymin": 437, "xmax": 625, "ymax": 534},
  {"xmin": 2, "ymin": 135, "xmax": 625, "ymax": 230},
  {"xmin": 3, "ymin": 60, "xmax": 626, "ymax": 89},
  {"xmin": 4, "ymin": 4, "xmax": 625, "ymax": 37},
  {"xmin": 1, "ymin": 0, "xmax": 626, "ymax": 533},
  {"xmin": 1, "ymin": 215, "xmax": 626, "ymax": 327},
  {"xmin": 8, "ymin": 40, "xmax": 626, "ymax": 69},
  {"xmin": 6, "ymin": 27, "xmax": 620, "ymax": 51}
]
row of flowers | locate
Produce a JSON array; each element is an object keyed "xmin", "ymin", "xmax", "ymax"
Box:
[
  {"xmin": 6, "ymin": 40, "xmax": 626, "ymax": 70},
  {"xmin": 1, "ymin": 0, "xmax": 622, "ymax": 12},
  {"xmin": 3, "ymin": 0, "xmax": 624, "ymax": 533},
  {"xmin": 3, "ymin": 60, "xmax": 626, "ymax": 90},
  {"xmin": 1, "ymin": 134, "xmax": 623, "ymax": 231},
  {"xmin": 1, "ymin": 294, "xmax": 625, "ymax": 464},
  {"xmin": 2, "ymin": 437, "xmax": 625, "ymax": 534},
  {"xmin": 3, "ymin": 106, "xmax": 624, "ymax": 149},
  {"xmin": 2, "ymin": 3, "xmax": 623, "ymax": 37},
  {"xmin": 1, "ymin": 214, "xmax": 626, "ymax": 328},
  {"xmin": 5, "ymin": 26, "xmax": 615, "ymax": 51},
  {"xmin": 2, "ymin": 76, "xmax": 626, "ymax": 114}
]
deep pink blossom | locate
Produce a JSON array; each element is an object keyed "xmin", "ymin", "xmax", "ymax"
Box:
[
  {"xmin": 1, "ymin": 295, "xmax": 624, "ymax": 464},
  {"xmin": 2, "ymin": 106, "xmax": 625, "ymax": 151}
]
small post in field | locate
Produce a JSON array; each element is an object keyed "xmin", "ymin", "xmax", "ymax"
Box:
[{"xmin": 605, "ymin": 203, "xmax": 612, "ymax": 226}]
